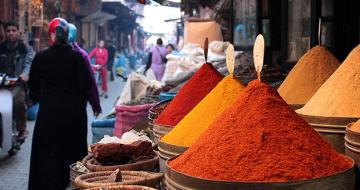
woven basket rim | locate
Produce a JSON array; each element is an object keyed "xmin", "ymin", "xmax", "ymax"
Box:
[
  {"xmin": 85, "ymin": 154, "xmax": 159, "ymax": 172},
  {"xmin": 75, "ymin": 170, "xmax": 164, "ymax": 189},
  {"xmin": 84, "ymin": 184, "xmax": 157, "ymax": 190}
]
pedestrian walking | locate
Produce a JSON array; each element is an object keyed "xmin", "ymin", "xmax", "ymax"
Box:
[
  {"xmin": 107, "ymin": 40, "xmax": 116, "ymax": 81},
  {"xmin": 144, "ymin": 38, "xmax": 168, "ymax": 81},
  {"xmin": 28, "ymin": 18, "xmax": 92, "ymax": 190},
  {"xmin": 89, "ymin": 40, "xmax": 108, "ymax": 98},
  {"xmin": 68, "ymin": 23, "xmax": 101, "ymax": 115}
]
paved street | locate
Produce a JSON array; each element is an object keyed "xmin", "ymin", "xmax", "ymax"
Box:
[{"xmin": 0, "ymin": 76, "xmax": 125, "ymax": 190}]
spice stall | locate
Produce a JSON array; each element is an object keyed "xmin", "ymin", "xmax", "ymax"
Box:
[
  {"xmin": 70, "ymin": 38, "xmax": 360, "ymax": 189},
  {"xmin": 69, "ymin": 6, "xmax": 360, "ymax": 185},
  {"xmin": 166, "ymin": 80, "xmax": 354, "ymax": 189},
  {"xmin": 161, "ymin": 36, "xmax": 359, "ymax": 189}
]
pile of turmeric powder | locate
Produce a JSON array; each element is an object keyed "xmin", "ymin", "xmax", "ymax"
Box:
[
  {"xmin": 278, "ymin": 46, "xmax": 340, "ymax": 105},
  {"xmin": 161, "ymin": 75, "xmax": 245, "ymax": 147},
  {"xmin": 297, "ymin": 44, "xmax": 360, "ymax": 117}
]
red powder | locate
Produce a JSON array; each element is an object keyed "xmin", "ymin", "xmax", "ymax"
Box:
[
  {"xmin": 155, "ymin": 64, "xmax": 223, "ymax": 126},
  {"xmin": 169, "ymin": 80, "xmax": 353, "ymax": 182}
]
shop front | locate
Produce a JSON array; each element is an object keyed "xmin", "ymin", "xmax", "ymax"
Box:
[{"xmin": 231, "ymin": 0, "xmax": 360, "ymax": 69}]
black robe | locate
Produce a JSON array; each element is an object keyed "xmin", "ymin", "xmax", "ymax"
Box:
[{"xmin": 28, "ymin": 44, "xmax": 92, "ymax": 190}]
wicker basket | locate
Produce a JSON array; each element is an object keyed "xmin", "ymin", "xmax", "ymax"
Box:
[
  {"xmin": 84, "ymin": 185, "xmax": 157, "ymax": 190},
  {"xmin": 70, "ymin": 163, "xmax": 89, "ymax": 188},
  {"xmin": 84, "ymin": 154, "xmax": 159, "ymax": 172},
  {"xmin": 75, "ymin": 170, "xmax": 164, "ymax": 189}
]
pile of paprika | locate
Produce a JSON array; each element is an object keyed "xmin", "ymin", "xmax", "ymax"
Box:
[
  {"xmin": 170, "ymin": 80, "xmax": 353, "ymax": 182},
  {"xmin": 155, "ymin": 63, "xmax": 223, "ymax": 126}
]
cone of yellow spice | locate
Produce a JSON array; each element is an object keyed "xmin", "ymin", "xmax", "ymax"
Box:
[{"xmin": 161, "ymin": 75, "xmax": 245, "ymax": 147}]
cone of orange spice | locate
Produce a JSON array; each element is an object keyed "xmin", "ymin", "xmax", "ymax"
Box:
[{"xmin": 169, "ymin": 80, "xmax": 353, "ymax": 182}]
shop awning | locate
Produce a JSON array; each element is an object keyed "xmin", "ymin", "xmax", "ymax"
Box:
[
  {"xmin": 81, "ymin": 11, "xmax": 117, "ymax": 25},
  {"xmin": 77, "ymin": 0, "xmax": 103, "ymax": 16},
  {"xmin": 102, "ymin": 1, "xmax": 139, "ymax": 31}
]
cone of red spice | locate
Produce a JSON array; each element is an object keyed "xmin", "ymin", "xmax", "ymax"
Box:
[
  {"xmin": 169, "ymin": 80, "xmax": 353, "ymax": 182},
  {"xmin": 155, "ymin": 63, "xmax": 223, "ymax": 126}
]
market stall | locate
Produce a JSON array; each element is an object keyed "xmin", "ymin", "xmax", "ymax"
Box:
[{"xmin": 70, "ymin": 35, "xmax": 360, "ymax": 190}]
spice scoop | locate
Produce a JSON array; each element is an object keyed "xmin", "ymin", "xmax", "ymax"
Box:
[
  {"xmin": 253, "ymin": 34, "xmax": 265, "ymax": 82},
  {"xmin": 226, "ymin": 44, "xmax": 235, "ymax": 78},
  {"xmin": 204, "ymin": 37, "xmax": 209, "ymax": 63}
]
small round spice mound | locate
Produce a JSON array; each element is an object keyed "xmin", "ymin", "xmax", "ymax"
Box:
[
  {"xmin": 170, "ymin": 80, "xmax": 353, "ymax": 182},
  {"xmin": 297, "ymin": 44, "xmax": 360, "ymax": 117},
  {"xmin": 348, "ymin": 119, "xmax": 360, "ymax": 133},
  {"xmin": 161, "ymin": 75, "xmax": 245, "ymax": 147},
  {"xmin": 278, "ymin": 46, "xmax": 340, "ymax": 105},
  {"xmin": 155, "ymin": 63, "xmax": 223, "ymax": 126}
]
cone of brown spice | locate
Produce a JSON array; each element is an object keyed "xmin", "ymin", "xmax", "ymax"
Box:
[{"xmin": 278, "ymin": 46, "xmax": 340, "ymax": 105}]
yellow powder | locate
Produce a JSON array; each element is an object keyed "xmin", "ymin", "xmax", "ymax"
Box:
[
  {"xmin": 349, "ymin": 119, "xmax": 360, "ymax": 133},
  {"xmin": 161, "ymin": 75, "xmax": 244, "ymax": 147},
  {"xmin": 297, "ymin": 44, "xmax": 360, "ymax": 117},
  {"xmin": 278, "ymin": 46, "xmax": 340, "ymax": 105}
]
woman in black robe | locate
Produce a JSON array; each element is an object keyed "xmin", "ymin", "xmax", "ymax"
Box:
[{"xmin": 28, "ymin": 18, "xmax": 92, "ymax": 190}]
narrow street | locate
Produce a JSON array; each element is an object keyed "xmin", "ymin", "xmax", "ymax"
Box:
[{"xmin": 0, "ymin": 77, "xmax": 125, "ymax": 190}]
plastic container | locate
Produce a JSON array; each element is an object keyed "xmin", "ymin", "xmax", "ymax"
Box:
[
  {"xmin": 159, "ymin": 92, "xmax": 176, "ymax": 102},
  {"xmin": 91, "ymin": 118, "xmax": 116, "ymax": 143},
  {"xmin": 165, "ymin": 157, "xmax": 356, "ymax": 190},
  {"xmin": 299, "ymin": 114, "xmax": 358, "ymax": 154}
]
